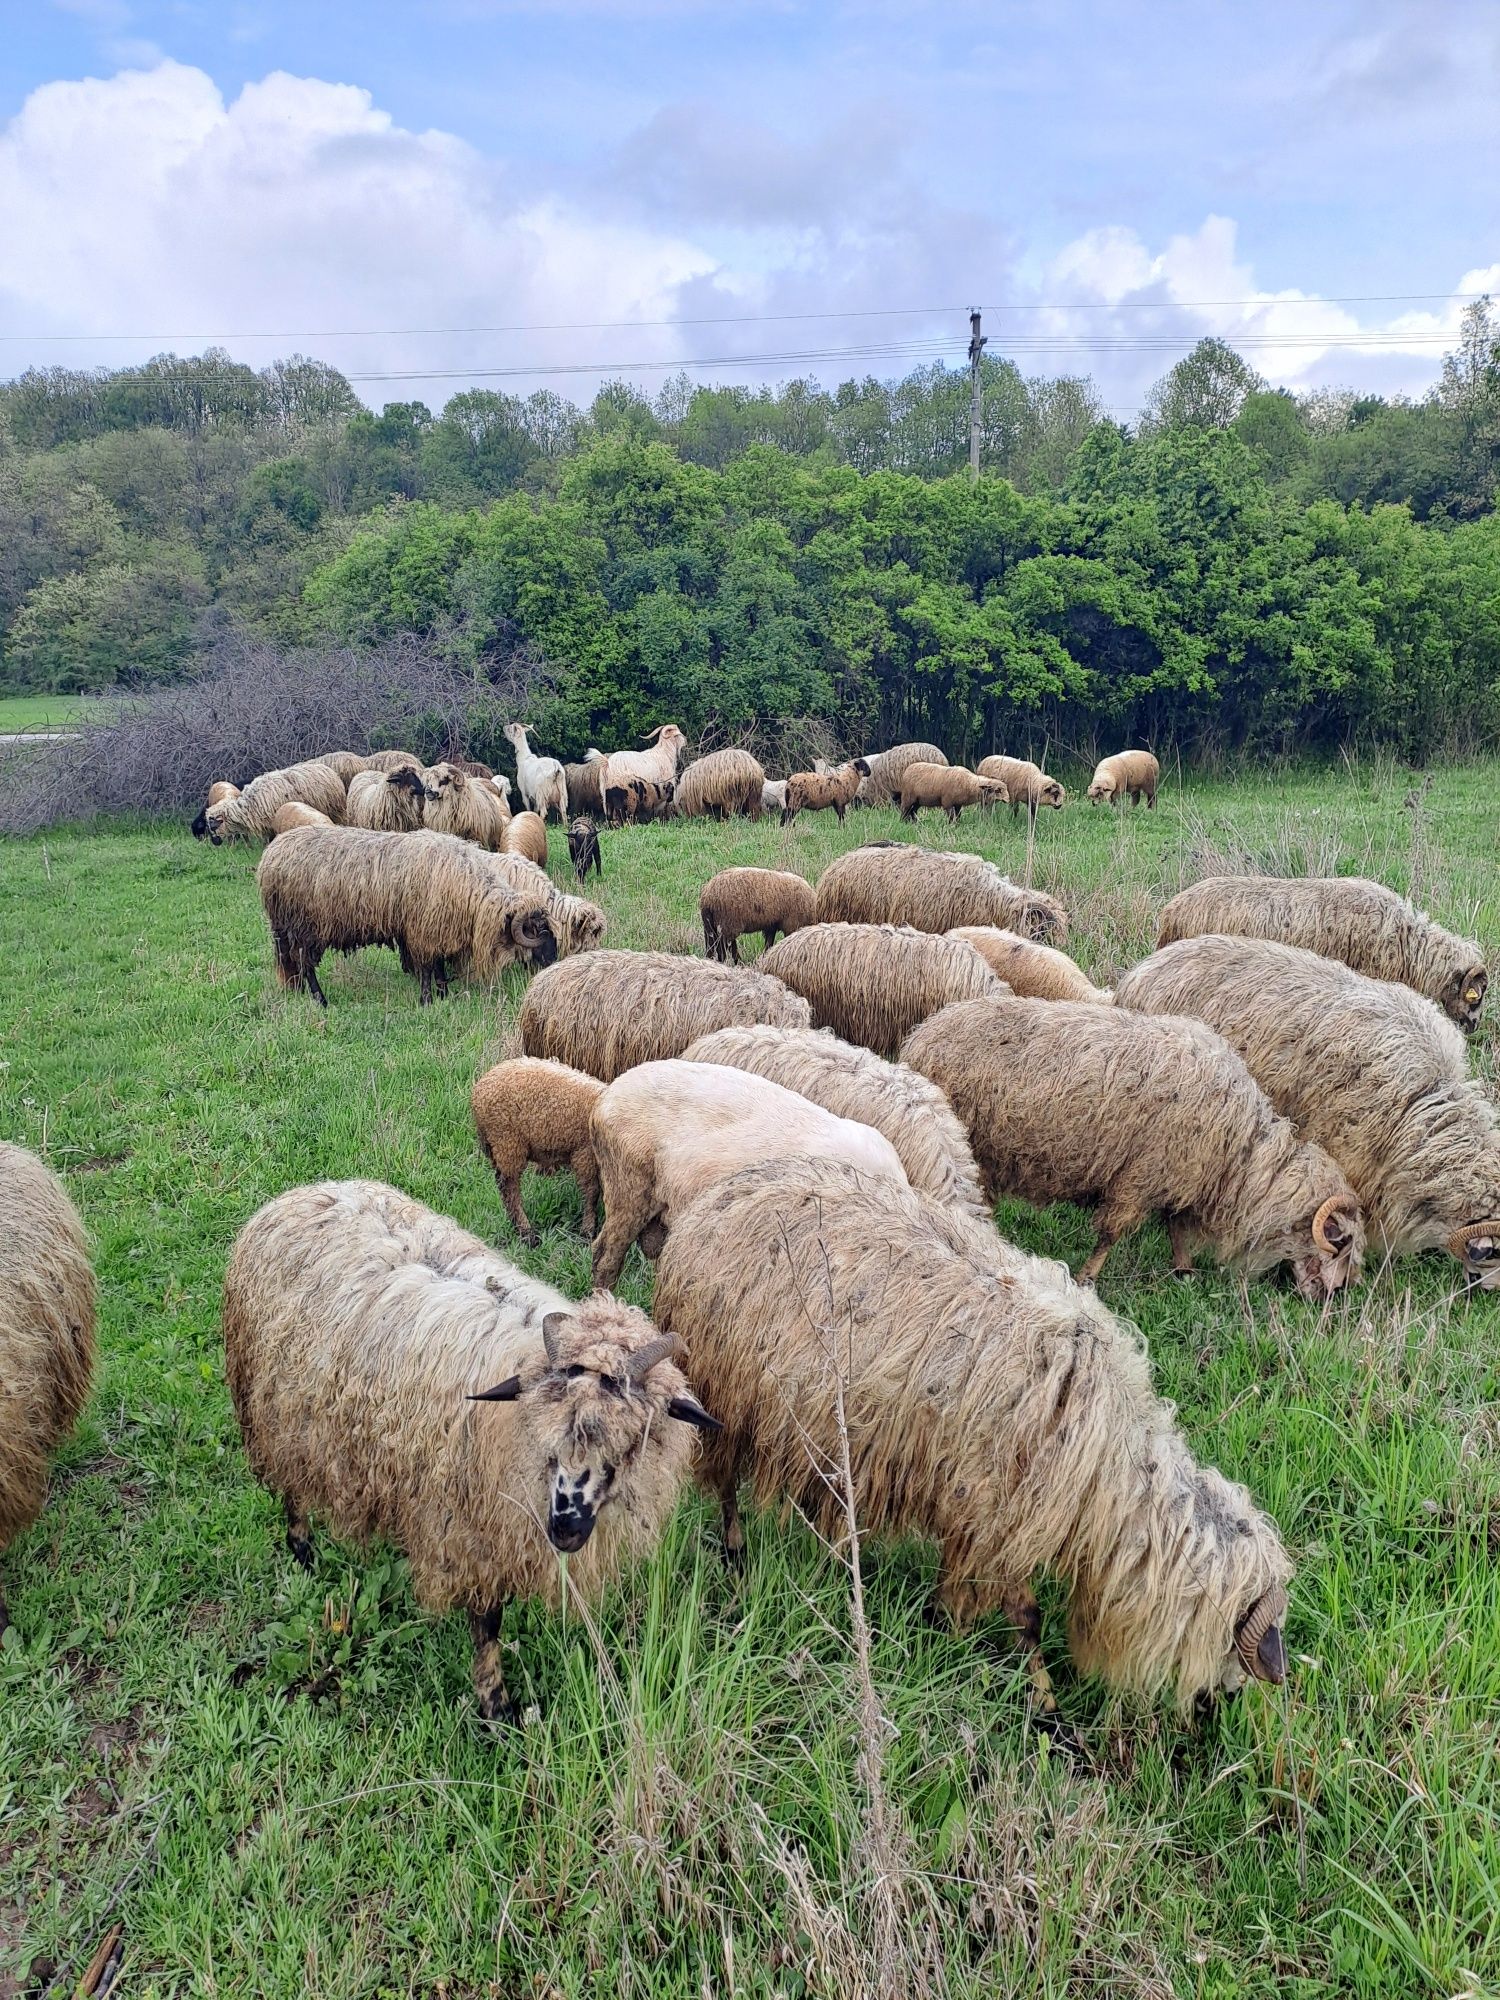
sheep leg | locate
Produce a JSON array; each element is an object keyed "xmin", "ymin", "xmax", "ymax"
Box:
[
  {"xmin": 590, "ymin": 1178, "xmax": 652, "ymax": 1290},
  {"xmin": 761, "ymin": 927, "xmax": 778, "ymax": 953},
  {"xmin": 571, "ymin": 1149, "xmax": 601, "ymax": 1240},
  {"xmin": 638, "ymin": 1217, "xmax": 668, "ymax": 1260},
  {"xmin": 301, "ymin": 951, "xmax": 328, "ymax": 1010},
  {"xmin": 716, "ymin": 1453, "xmax": 748, "ymax": 1570},
  {"xmin": 1002, "ymin": 1586, "xmax": 1058, "ymax": 1715},
  {"xmin": 418, "ymin": 964, "xmax": 434, "ymax": 1006},
  {"xmin": 833, "ymin": 801, "xmax": 846, "ymax": 823},
  {"xmin": 1076, "ymin": 1201, "xmax": 1139, "ymax": 1286},
  {"xmin": 499, "ymin": 1170, "xmax": 537, "ymax": 1248},
  {"xmin": 469, "ymin": 1604, "xmax": 519, "ymax": 1724},
  {"xmin": 780, "ymin": 806, "xmax": 794, "ymax": 827},
  {"xmin": 433, "ymin": 958, "xmax": 449, "ymax": 999},
  {"xmin": 283, "ymin": 1496, "xmax": 314, "ymax": 1571},
  {"xmin": 1168, "ymin": 1214, "xmax": 1198, "ymax": 1279}
]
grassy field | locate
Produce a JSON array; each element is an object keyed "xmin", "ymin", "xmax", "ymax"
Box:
[
  {"xmin": 3, "ymin": 760, "xmax": 1498, "ymax": 1999},
  {"xmin": 0, "ymin": 695, "xmax": 91, "ymax": 733}
]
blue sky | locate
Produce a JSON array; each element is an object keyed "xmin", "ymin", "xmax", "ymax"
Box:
[{"xmin": 2, "ymin": 0, "xmax": 1496, "ymax": 416}]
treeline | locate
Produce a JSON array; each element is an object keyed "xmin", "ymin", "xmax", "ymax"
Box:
[{"xmin": 1, "ymin": 308, "xmax": 1497, "ymax": 760}]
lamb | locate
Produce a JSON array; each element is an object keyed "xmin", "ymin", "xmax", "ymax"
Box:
[
  {"xmin": 503, "ymin": 723, "xmax": 569, "ymax": 822},
  {"xmin": 206, "ymin": 780, "xmax": 242, "ymax": 809},
  {"xmin": 471, "ymin": 1058, "xmax": 605, "ymax": 1245},
  {"xmin": 502, "ymin": 811, "xmax": 549, "ymax": 870},
  {"xmin": 605, "ymin": 775, "xmax": 676, "ymax": 826},
  {"xmin": 700, "ymin": 867, "xmax": 815, "ymax": 962},
  {"xmin": 947, "ymin": 927, "xmax": 1113, "ymax": 1004},
  {"xmin": 898, "ymin": 763, "xmax": 1009, "ymax": 824},
  {"xmin": 0, "ymin": 1145, "xmax": 97, "ymax": 1638},
  {"xmin": 781, "ymin": 758, "xmax": 871, "ymax": 826},
  {"xmin": 193, "ymin": 759, "xmax": 348, "ymax": 843},
  {"xmin": 977, "ymin": 756, "xmax": 1066, "ymax": 822},
  {"xmin": 486, "ymin": 850, "xmax": 606, "ymax": 956},
  {"xmin": 902, "ymin": 996, "xmax": 1364, "ymax": 1296},
  {"xmin": 598, "ymin": 724, "xmax": 688, "ymax": 806},
  {"xmin": 857, "ymin": 741, "xmax": 947, "ymax": 806},
  {"xmin": 682, "ymin": 1022, "xmax": 989, "ymax": 1219},
  {"xmin": 347, "ymin": 764, "xmax": 428, "ymax": 833},
  {"xmin": 257, "ymin": 825, "xmax": 558, "ymax": 1006},
  {"xmin": 674, "ymin": 747, "xmax": 766, "ymax": 820},
  {"xmin": 653, "ymin": 1158, "xmax": 1292, "ymax": 1710},
  {"xmin": 423, "ymin": 763, "xmax": 510, "ymax": 850},
  {"xmin": 316, "ymin": 750, "xmax": 371, "ymax": 785},
  {"xmin": 1088, "ymin": 749, "xmax": 1160, "ymax": 807},
  {"xmin": 587, "ymin": 1059, "xmax": 908, "ymax": 1288},
  {"xmin": 567, "ymin": 817, "xmax": 601, "ymax": 882},
  {"xmin": 519, "ymin": 950, "xmax": 811, "ymax": 1081},
  {"xmin": 222, "ymin": 1179, "xmax": 715, "ymax": 1718},
  {"xmin": 760, "ymin": 923, "xmax": 1006, "ymax": 1059},
  {"xmin": 268, "ymin": 802, "xmax": 334, "ymax": 837},
  {"xmin": 815, "ymin": 843, "xmax": 1069, "ymax": 944},
  {"xmin": 1115, "ymin": 935, "xmax": 1500, "ymax": 1286},
  {"xmin": 761, "ymin": 779, "xmax": 787, "ymax": 815},
  {"xmin": 562, "ymin": 753, "xmax": 606, "ymax": 818},
  {"xmin": 1157, "ymin": 875, "xmax": 1487, "ymax": 1034}
]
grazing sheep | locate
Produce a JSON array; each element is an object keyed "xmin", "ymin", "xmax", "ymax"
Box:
[
  {"xmin": 654, "ymin": 1158, "xmax": 1292, "ymax": 1710},
  {"xmin": 857, "ymin": 741, "xmax": 947, "ymax": 806},
  {"xmin": 700, "ymin": 867, "xmax": 814, "ymax": 962},
  {"xmin": 782, "ymin": 758, "xmax": 872, "ymax": 826},
  {"xmin": 562, "ymin": 753, "xmax": 606, "ymax": 818},
  {"xmin": 599, "ymin": 724, "xmax": 688, "ymax": 806},
  {"xmin": 472, "ymin": 1058, "xmax": 605, "ymax": 1245},
  {"xmin": 194, "ymin": 760, "xmax": 348, "ymax": 843},
  {"xmin": 363, "ymin": 749, "xmax": 423, "ymax": 773},
  {"xmin": 815, "ymin": 843, "xmax": 1069, "ymax": 944},
  {"xmin": 567, "ymin": 817, "xmax": 601, "ymax": 882},
  {"xmin": 903, "ymin": 996, "xmax": 1363, "ymax": 1296},
  {"xmin": 1157, "ymin": 875, "xmax": 1487, "ymax": 1034},
  {"xmin": 0, "ymin": 1145, "xmax": 97, "ymax": 1638},
  {"xmin": 257, "ymin": 825, "xmax": 558, "ymax": 1006},
  {"xmin": 316, "ymin": 750, "xmax": 371, "ymax": 785},
  {"xmin": 486, "ymin": 850, "xmax": 606, "ymax": 956},
  {"xmin": 948, "ymin": 927, "xmax": 1113, "ymax": 1004},
  {"xmin": 682, "ymin": 1022, "xmax": 988, "ymax": 1219},
  {"xmin": 206, "ymin": 780, "xmax": 242, "ymax": 809},
  {"xmin": 424, "ymin": 763, "xmax": 510, "ymax": 850},
  {"xmin": 977, "ymin": 756, "xmax": 1066, "ymax": 822},
  {"xmin": 588, "ymin": 1060, "xmax": 908, "ymax": 1288},
  {"xmin": 504, "ymin": 724, "xmax": 569, "ymax": 822},
  {"xmin": 269, "ymin": 802, "xmax": 334, "ymax": 837},
  {"xmin": 347, "ymin": 764, "xmax": 428, "ymax": 833},
  {"xmin": 1088, "ymin": 749, "xmax": 1160, "ymax": 807},
  {"xmin": 520, "ymin": 950, "xmax": 812, "ymax": 1082},
  {"xmin": 502, "ymin": 811, "xmax": 549, "ymax": 870},
  {"xmin": 899, "ymin": 763, "xmax": 1009, "ymax": 824},
  {"xmin": 761, "ymin": 779, "xmax": 787, "ymax": 815},
  {"xmin": 674, "ymin": 748, "xmax": 766, "ymax": 820},
  {"xmin": 223, "ymin": 1179, "xmax": 714, "ymax": 1717},
  {"xmin": 1116, "ymin": 935, "xmax": 1500, "ymax": 1286},
  {"xmin": 760, "ymin": 923, "xmax": 1005, "ymax": 1059},
  {"xmin": 605, "ymin": 775, "xmax": 676, "ymax": 826}
]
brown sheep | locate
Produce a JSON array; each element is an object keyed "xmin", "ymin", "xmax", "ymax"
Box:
[
  {"xmin": 682, "ymin": 1022, "xmax": 989, "ymax": 1218},
  {"xmin": 194, "ymin": 760, "xmax": 348, "ymax": 843},
  {"xmin": 316, "ymin": 750, "xmax": 371, "ymax": 785},
  {"xmin": 653, "ymin": 1158, "xmax": 1292, "ymax": 1710},
  {"xmin": 485, "ymin": 850, "xmax": 606, "ymax": 956},
  {"xmin": 502, "ymin": 811, "xmax": 549, "ymax": 870},
  {"xmin": 562, "ymin": 754, "xmax": 606, "ymax": 818},
  {"xmin": 471, "ymin": 1057, "xmax": 605, "ymax": 1245},
  {"xmin": 857, "ymin": 741, "xmax": 947, "ymax": 806},
  {"xmin": 206, "ymin": 780, "xmax": 242, "ymax": 809},
  {"xmin": 781, "ymin": 758, "xmax": 871, "ymax": 826},
  {"xmin": 257, "ymin": 825, "xmax": 558, "ymax": 1006},
  {"xmin": 947, "ymin": 927, "xmax": 1113, "ymax": 1003},
  {"xmin": 519, "ymin": 950, "xmax": 811, "ymax": 1081},
  {"xmin": 1088, "ymin": 749, "xmax": 1160, "ymax": 807},
  {"xmin": 1157, "ymin": 874, "xmax": 1487, "ymax": 1034},
  {"xmin": 269, "ymin": 802, "xmax": 335, "ymax": 837},
  {"xmin": 902, "ymin": 995, "xmax": 1364, "ymax": 1295},
  {"xmin": 0, "ymin": 1144, "xmax": 97, "ymax": 1637},
  {"xmin": 1116, "ymin": 935, "xmax": 1500, "ymax": 1285},
  {"xmin": 567, "ymin": 817, "xmax": 601, "ymax": 882},
  {"xmin": 223, "ymin": 1179, "xmax": 713, "ymax": 1718},
  {"xmin": 347, "ymin": 764, "xmax": 428, "ymax": 833},
  {"xmin": 815, "ymin": 843, "xmax": 1069, "ymax": 944},
  {"xmin": 674, "ymin": 748, "xmax": 766, "ymax": 820},
  {"xmin": 606, "ymin": 775, "xmax": 676, "ymax": 826},
  {"xmin": 699, "ymin": 867, "xmax": 815, "ymax": 962},
  {"xmin": 898, "ymin": 763, "xmax": 1009, "ymax": 824},
  {"xmin": 760, "ymin": 923, "xmax": 1006, "ymax": 1059},
  {"xmin": 423, "ymin": 763, "xmax": 510, "ymax": 850},
  {"xmin": 977, "ymin": 755, "xmax": 1066, "ymax": 821}
]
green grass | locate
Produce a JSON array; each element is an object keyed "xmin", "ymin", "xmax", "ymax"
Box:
[
  {"xmin": 0, "ymin": 694, "xmax": 92, "ymax": 733},
  {"xmin": 3, "ymin": 758, "xmax": 1499, "ymax": 1998}
]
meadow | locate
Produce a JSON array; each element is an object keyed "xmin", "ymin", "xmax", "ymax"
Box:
[
  {"xmin": 0, "ymin": 697, "xmax": 89, "ymax": 735},
  {"xmin": 2, "ymin": 761, "xmax": 1498, "ymax": 2000}
]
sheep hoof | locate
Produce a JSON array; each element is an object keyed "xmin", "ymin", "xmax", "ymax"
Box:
[
  {"xmin": 476, "ymin": 1686, "xmax": 521, "ymax": 1726},
  {"xmin": 518, "ymin": 1227, "xmax": 539, "ymax": 1249},
  {"xmin": 1172, "ymin": 1267, "xmax": 1196, "ymax": 1283},
  {"xmin": 286, "ymin": 1531, "xmax": 314, "ymax": 1572}
]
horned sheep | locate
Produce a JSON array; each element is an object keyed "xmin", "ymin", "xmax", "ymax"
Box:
[
  {"xmin": 682, "ymin": 1022, "xmax": 988, "ymax": 1219},
  {"xmin": 815, "ymin": 843, "xmax": 1069, "ymax": 944},
  {"xmin": 760, "ymin": 922, "xmax": 1006, "ymax": 1059},
  {"xmin": 486, "ymin": 850, "xmax": 606, "ymax": 956},
  {"xmin": 898, "ymin": 762, "xmax": 1009, "ymax": 824},
  {"xmin": 472, "ymin": 1057, "xmax": 605, "ymax": 1245},
  {"xmin": 857, "ymin": 740, "xmax": 947, "ymax": 806},
  {"xmin": 902, "ymin": 995, "xmax": 1364, "ymax": 1296},
  {"xmin": 598, "ymin": 724, "xmax": 687, "ymax": 805},
  {"xmin": 977, "ymin": 755, "xmax": 1066, "ymax": 820},
  {"xmin": 193, "ymin": 760, "xmax": 347, "ymax": 843},
  {"xmin": 948, "ymin": 927, "xmax": 1113, "ymax": 1004},
  {"xmin": 781, "ymin": 758, "xmax": 871, "ymax": 826},
  {"xmin": 519, "ymin": 950, "xmax": 811, "ymax": 1082},
  {"xmin": 0, "ymin": 1145, "xmax": 97, "ymax": 1637},
  {"xmin": 222, "ymin": 1179, "xmax": 714, "ymax": 1718},
  {"xmin": 1116, "ymin": 935, "xmax": 1500, "ymax": 1287},
  {"xmin": 504, "ymin": 724, "xmax": 569, "ymax": 822},
  {"xmin": 653, "ymin": 1158, "xmax": 1292, "ymax": 1710},
  {"xmin": 674, "ymin": 747, "xmax": 766, "ymax": 820},
  {"xmin": 1157, "ymin": 874, "xmax": 1487, "ymax": 1033},
  {"xmin": 501, "ymin": 811, "xmax": 549, "ymax": 870},
  {"xmin": 347, "ymin": 764, "xmax": 428, "ymax": 833},
  {"xmin": 1088, "ymin": 749, "xmax": 1159, "ymax": 807},
  {"xmin": 424, "ymin": 762, "xmax": 510, "ymax": 849},
  {"xmin": 699, "ymin": 866, "xmax": 815, "ymax": 962},
  {"xmin": 587, "ymin": 1059, "xmax": 908, "ymax": 1288}
]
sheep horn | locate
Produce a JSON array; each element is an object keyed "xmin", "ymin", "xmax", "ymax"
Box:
[
  {"xmin": 1234, "ymin": 1582, "xmax": 1288, "ymax": 1684},
  {"xmin": 641, "ymin": 725, "xmax": 666, "ymax": 743},
  {"xmin": 624, "ymin": 1332, "xmax": 681, "ymax": 1382},
  {"xmin": 1312, "ymin": 1196, "xmax": 1353, "ymax": 1255},
  {"xmin": 541, "ymin": 1311, "xmax": 571, "ymax": 1365},
  {"xmin": 1447, "ymin": 1221, "xmax": 1500, "ymax": 1267},
  {"xmin": 469, "ymin": 1375, "xmax": 523, "ymax": 1402}
]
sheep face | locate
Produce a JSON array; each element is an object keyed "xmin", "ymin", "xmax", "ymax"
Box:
[
  {"xmin": 977, "ymin": 777, "xmax": 1008, "ymax": 808},
  {"xmin": 1443, "ymin": 964, "xmax": 1488, "ymax": 1034},
  {"xmin": 424, "ymin": 762, "xmax": 464, "ymax": 804},
  {"xmin": 1275, "ymin": 1194, "xmax": 1365, "ymax": 1301},
  {"xmin": 389, "ymin": 764, "xmax": 428, "ymax": 802},
  {"xmin": 473, "ymin": 896, "xmax": 558, "ymax": 977},
  {"xmin": 472, "ymin": 1315, "xmax": 715, "ymax": 1553},
  {"xmin": 1041, "ymin": 779, "xmax": 1065, "ymax": 809},
  {"xmin": 203, "ymin": 799, "xmax": 232, "ymax": 844},
  {"xmin": 1087, "ymin": 776, "xmax": 1116, "ymax": 804},
  {"xmin": 1449, "ymin": 1219, "xmax": 1500, "ymax": 1289}
]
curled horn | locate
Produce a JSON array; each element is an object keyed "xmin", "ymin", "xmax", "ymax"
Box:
[
  {"xmin": 1447, "ymin": 1221, "xmax": 1500, "ymax": 1265},
  {"xmin": 1312, "ymin": 1195, "xmax": 1353, "ymax": 1255},
  {"xmin": 1234, "ymin": 1582, "xmax": 1288, "ymax": 1684},
  {"xmin": 541, "ymin": 1311, "xmax": 570, "ymax": 1365},
  {"xmin": 624, "ymin": 1332, "xmax": 681, "ymax": 1383}
]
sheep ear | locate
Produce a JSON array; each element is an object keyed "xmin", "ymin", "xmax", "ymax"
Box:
[
  {"xmin": 469, "ymin": 1375, "xmax": 523, "ymax": 1402},
  {"xmin": 666, "ymin": 1392, "xmax": 721, "ymax": 1431},
  {"xmin": 542, "ymin": 1311, "xmax": 570, "ymax": 1365}
]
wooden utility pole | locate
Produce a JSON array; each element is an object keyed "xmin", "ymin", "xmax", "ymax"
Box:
[{"xmin": 968, "ymin": 308, "xmax": 987, "ymax": 484}]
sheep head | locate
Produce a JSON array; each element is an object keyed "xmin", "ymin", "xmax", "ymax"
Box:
[
  {"xmin": 1448, "ymin": 1220, "xmax": 1500, "ymax": 1289},
  {"xmin": 641, "ymin": 724, "xmax": 686, "ymax": 748},
  {"xmin": 1444, "ymin": 964, "xmax": 1487, "ymax": 1034},
  {"xmin": 423, "ymin": 762, "xmax": 463, "ymax": 803},
  {"xmin": 1232, "ymin": 1581, "xmax": 1288, "ymax": 1686},
  {"xmin": 1042, "ymin": 779, "xmax": 1066, "ymax": 809},
  {"xmin": 1294, "ymin": 1192, "xmax": 1364, "ymax": 1300},
  {"xmin": 469, "ymin": 1301, "xmax": 716, "ymax": 1553},
  {"xmin": 1087, "ymin": 776, "xmax": 1116, "ymax": 803},
  {"xmin": 503, "ymin": 722, "xmax": 529, "ymax": 748},
  {"xmin": 977, "ymin": 776, "xmax": 1009, "ymax": 807},
  {"xmin": 473, "ymin": 891, "xmax": 559, "ymax": 978},
  {"xmin": 851, "ymin": 757, "xmax": 872, "ymax": 778},
  {"xmin": 388, "ymin": 764, "xmax": 427, "ymax": 799}
]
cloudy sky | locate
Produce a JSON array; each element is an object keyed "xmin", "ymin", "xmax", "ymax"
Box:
[{"xmin": 2, "ymin": 0, "xmax": 1497, "ymax": 418}]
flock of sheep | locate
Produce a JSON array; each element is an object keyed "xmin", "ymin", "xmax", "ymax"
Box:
[{"xmin": 4, "ymin": 718, "xmax": 1494, "ymax": 1741}]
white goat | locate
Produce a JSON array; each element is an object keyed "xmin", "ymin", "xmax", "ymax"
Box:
[{"xmin": 504, "ymin": 724, "xmax": 569, "ymax": 822}]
